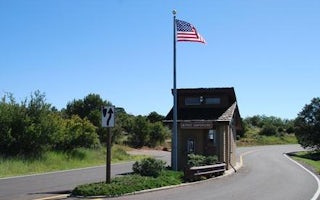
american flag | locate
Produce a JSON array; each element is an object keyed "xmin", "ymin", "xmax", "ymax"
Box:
[{"xmin": 176, "ymin": 19, "xmax": 206, "ymax": 43}]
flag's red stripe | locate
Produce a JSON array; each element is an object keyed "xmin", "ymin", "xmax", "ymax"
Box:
[{"xmin": 177, "ymin": 30, "xmax": 205, "ymax": 43}]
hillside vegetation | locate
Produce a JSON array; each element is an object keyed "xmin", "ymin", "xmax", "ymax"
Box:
[{"xmin": 237, "ymin": 115, "xmax": 297, "ymax": 146}]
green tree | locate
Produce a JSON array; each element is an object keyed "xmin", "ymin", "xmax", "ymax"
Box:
[
  {"xmin": 111, "ymin": 108, "xmax": 133, "ymax": 144},
  {"xmin": 245, "ymin": 115, "xmax": 262, "ymax": 127},
  {"xmin": 0, "ymin": 91, "xmax": 53, "ymax": 157},
  {"xmin": 0, "ymin": 93, "xmax": 27, "ymax": 156},
  {"xmin": 294, "ymin": 97, "xmax": 320, "ymax": 150},
  {"xmin": 65, "ymin": 94, "xmax": 111, "ymax": 142},
  {"xmin": 149, "ymin": 122, "xmax": 170, "ymax": 147},
  {"xmin": 65, "ymin": 93, "xmax": 109, "ymax": 126},
  {"xmin": 243, "ymin": 115, "xmax": 294, "ymax": 138},
  {"xmin": 259, "ymin": 124, "xmax": 277, "ymax": 136},
  {"xmin": 58, "ymin": 115, "xmax": 100, "ymax": 151},
  {"xmin": 128, "ymin": 115, "xmax": 150, "ymax": 147},
  {"xmin": 147, "ymin": 111, "xmax": 164, "ymax": 123}
]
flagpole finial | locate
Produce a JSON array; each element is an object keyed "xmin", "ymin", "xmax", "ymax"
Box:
[{"xmin": 172, "ymin": 10, "xmax": 176, "ymax": 16}]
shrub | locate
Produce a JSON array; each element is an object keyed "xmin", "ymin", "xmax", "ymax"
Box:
[
  {"xmin": 259, "ymin": 124, "xmax": 277, "ymax": 136},
  {"xmin": 128, "ymin": 116, "xmax": 150, "ymax": 147},
  {"xmin": 205, "ymin": 155, "xmax": 218, "ymax": 165},
  {"xmin": 126, "ymin": 115, "xmax": 170, "ymax": 148},
  {"xmin": 148, "ymin": 122, "xmax": 170, "ymax": 148},
  {"xmin": 132, "ymin": 157, "xmax": 166, "ymax": 177},
  {"xmin": 187, "ymin": 154, "xmax": 218, "ymax": 167},
  {"xmin": 0, "ymin": 91, "xmax": 53, "ymax": 157},
  {"xmin": 187, "ymin": 154, "xmax": 206, "ymax": 167},
  {"xmin": 54, "ymin": 115, "xmax": 101, "ymax": 151}
]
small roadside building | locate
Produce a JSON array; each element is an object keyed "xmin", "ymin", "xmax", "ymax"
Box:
[{"xmin": 164, "ymin": 87, "xmax": 243, "ymax": 170}]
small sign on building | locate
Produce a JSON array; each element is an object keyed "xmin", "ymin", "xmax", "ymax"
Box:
[{"xmin": 181, "ymin": 121, "xmax": 213, "ymax": 129}]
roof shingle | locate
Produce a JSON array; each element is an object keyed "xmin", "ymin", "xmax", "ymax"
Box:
[{"xmin": 217, "ymin": 102, "xmax": 237, "ymax": 121}]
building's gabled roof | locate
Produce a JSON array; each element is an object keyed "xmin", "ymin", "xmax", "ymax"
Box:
[
  {"xmin": 217, "ymin": 102, "xmax": 237, "ymax": 122},
  {"xmin": 164, "ymin": 102, "xmax": 239, "ymax": 122},
  {"xmin": 173, "ymin": 87, "xmax": 237, "ymax": 103},
  {"xmin": 164, "ymin": 87, "xmax": 242, "ymax": 130},
  {"xmin": 164, "ymin": 107, "xmax": 227, "ymax": 121}
]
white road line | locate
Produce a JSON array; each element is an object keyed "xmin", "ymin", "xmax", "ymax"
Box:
[
  {"xmin": 284, "ymin": 153, "xmax": 320, "ymax": 200},
  {"xmin": 0, "ymin": 165, "xmax": 104, "ymax": 180},
  {"xmin": 33, "ymin": 194, "xmax": 69, "ymax": 200},
  {"xmin": 0, "ymin": 161, "xmax": 134, "ymax": 180}
]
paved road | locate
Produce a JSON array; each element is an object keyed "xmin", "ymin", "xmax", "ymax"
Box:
[
  {"xmin": 0, "ymin": 145, "xmax": 319, "ymax": 200},
  {"xmin": 110, "ymin": 145, "xmax": 320, "ymax": 200},
  {"xmin": 0, "ymin": 163, "xmax": 125, "ymax": 200},
  {"xmin": 0, "ymin": 150, "xmax": 170, "ymax": 200}
]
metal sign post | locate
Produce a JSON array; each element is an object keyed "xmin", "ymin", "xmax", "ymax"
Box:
[
  {"xmin": 106, "ymin": 127, "xmax": 111, "ymax": 183},
  {"xmin": 101, "ymin": 106, "xmax": 115, "ymax": 183}
]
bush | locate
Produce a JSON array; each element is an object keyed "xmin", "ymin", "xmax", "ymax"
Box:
[
  {"xmin": 128, "ymin": 116, "xmax": 150, "ymax": 147},
  {"xmin": 187, "ymin": 154, "xmax": 206, "ymax": 167},
  {"xmin": 132, "ymin": 157, "xmax": 166, "ymax": 177},
  {"xmin": 64, "ymin": 115, "xmax": 100, "ymax": 150},
  {"xmin": 187, "ymin": 154, "xmax": 218, "ymax": 167},
  {"xmin": 51, "ymin": 115, "xmax": 101, "ymax": 151},
  {"xmin": 126, "ymin": 115, "xmax": 170, "ymax": 148},
  {"xmin": 205, "ymin": 155, "xmax": 218, "ymax": 165},
  {"xmin": 259, "ymin": 124, "xmax": 277, "ymax": 136},
  {"xmin": 148, "ymin": 122, "xmax": 170, "ymax": 148},
  {"xmin": 0, "ymin": 91, "xmax": 53, "ymax": 157}
]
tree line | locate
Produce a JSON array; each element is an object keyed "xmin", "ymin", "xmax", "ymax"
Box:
[
  {"xmin": 0, "ymin": 91, "xmax": 170, "ymax": 157},
  {"xmin": 1, "ymin": 90, "xmax": 319, "ymax": 158},
  {"xmin": 242, "ymin": 115, "xmax": 295, "ymax": 137},
  {"xmin": 242, "ymin": 97, "xmax": 320, "ymax": 151}
]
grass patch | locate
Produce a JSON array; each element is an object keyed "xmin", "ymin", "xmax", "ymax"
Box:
[
  {"xmin": 290, "ymin": 151, "xmax": 320, "ymax": 174},
  {"xmin": 0, "ymin": 145, "xmax": 145, "ymax": 178},
  {"xmin": 71, "ymin": 170, "xmax": 184, "ymax": 197}
]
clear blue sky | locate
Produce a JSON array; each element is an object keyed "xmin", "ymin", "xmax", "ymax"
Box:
[{"xmin": 0, "ymin": 0, "xmax": 319, "ymax": 120}]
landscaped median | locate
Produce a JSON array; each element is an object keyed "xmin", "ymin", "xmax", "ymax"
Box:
[
  {"xmin": 71, "ymin": 155, "xmax": 227, "ymax": 198},
  {"xmin": 71, "ymin": 158, "xmax": 184, "ymax": 198},
  {"xmin": 71, "ymin": 170, "xmax": 184, "ymax": 197}
]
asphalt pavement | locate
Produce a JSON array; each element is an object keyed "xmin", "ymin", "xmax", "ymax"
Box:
[
  {"xmin": 0, "ymin": 145, "xmax": 319, "ymax": 200},
  {"xmin": 106, "ymin": 145, "xmax": 320, "ymax": 200},
  {"xmin": 0, "ymin": 150, "xmax": 170, "ymax": 200}
]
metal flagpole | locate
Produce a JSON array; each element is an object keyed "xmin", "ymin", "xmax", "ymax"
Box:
[{"xmin": 172, "ymin": 10, "xmax": 178, "ymax": 171}]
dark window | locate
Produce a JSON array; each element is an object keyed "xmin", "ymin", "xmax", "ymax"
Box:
[
  {"xmin": 205, "ymin": 97, "xmax": 220, "ymax": 105},
  {"xmin": 185, "ymin": 97, "xmax": 201, "ymax": 105},
  {"xmin": 185, "ymin": 97, "xmax": 220, "ymax": 105}
]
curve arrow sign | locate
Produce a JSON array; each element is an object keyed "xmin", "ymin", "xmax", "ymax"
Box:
[
  {"xmin": 102, "ymin": 106, "xmax": 115, "ymax": 127},
  {"xmin": 106, "ymin": 108, "xmax": 114, "ymax": 127}
]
